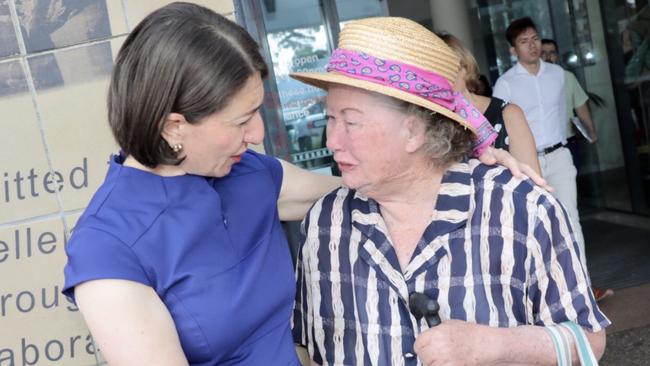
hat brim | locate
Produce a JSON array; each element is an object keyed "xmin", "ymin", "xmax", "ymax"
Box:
[{"xmin": 290, "ymin": 71, "xmax": 477, "ymax": 135}]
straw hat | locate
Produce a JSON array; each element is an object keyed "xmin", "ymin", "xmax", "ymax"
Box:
[{"xmin": 290, "ymin": 17, "xmax": 475, "ymax": 134}]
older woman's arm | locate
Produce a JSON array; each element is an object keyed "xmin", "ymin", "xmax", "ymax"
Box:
[
  {"xmin": 414, "ymin": 320, "xmax": 605, "ymax": 365},
  {"xmin": 75, "ymin": 279, "xmax": 189, "ymax": 366}
]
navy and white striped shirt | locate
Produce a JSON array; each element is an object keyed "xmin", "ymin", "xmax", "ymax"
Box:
[{"xmin": 293, "ymin": 160, "xmax": 609, "ymax": 366}]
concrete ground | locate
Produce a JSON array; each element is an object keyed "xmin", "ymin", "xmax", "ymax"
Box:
[
  {"xmin": 598, "ymin": 284, "xmax": 650, "ymax": 365},
  {"xmin": 582, "ymin": 211, "xmax": 650, "ymax": 365}
]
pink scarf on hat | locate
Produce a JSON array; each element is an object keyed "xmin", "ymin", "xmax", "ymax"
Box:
[{"xmin": 326, "ymin": 48, "xmax": 497, "ymax": 156}]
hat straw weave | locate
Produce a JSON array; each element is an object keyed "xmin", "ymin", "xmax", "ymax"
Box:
[{"xmin": 291, "ymin": 17, "xmax": 476, "ymax": 133}]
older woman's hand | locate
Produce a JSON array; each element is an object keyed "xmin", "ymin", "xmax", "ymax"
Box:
[
  {"xmin": 414, "ymin": 319, "xmax": 606, "ymax": 365},
  {"xmin": 478, "ymin": 147, "xmax": 553, "ymax": 192},
  {"xmin": 414, "ymin": 320, "xmax": 498, "ymax": 366}
]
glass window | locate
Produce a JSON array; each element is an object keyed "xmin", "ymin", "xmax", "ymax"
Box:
[
  {"xmin": 610, "ymin": 0, "xmax": 650, "ymax": 213},
  {"xmin": 256, "ymin": 0, "xmax": 387, "ymax": 172},
  {"xmin": 477, "ymin": 0, "xmax": 555, "ymax": 74},
  {"xmin": 336, "ymin": 0, "xmax": 387, "ymax": 22},
  {"xmin": 260, "ymin": 0, "xmax": 332, "ymax": 170}
]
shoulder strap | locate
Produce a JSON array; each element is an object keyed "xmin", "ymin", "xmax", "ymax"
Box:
[{"xmin": 559, "ymin": 322, "xmax": 599, "ymax": 366}]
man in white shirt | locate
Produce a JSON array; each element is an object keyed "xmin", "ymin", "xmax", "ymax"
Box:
[{"xmin": 493, "ymin": 17, "xmax": 591, "ymax": 282}]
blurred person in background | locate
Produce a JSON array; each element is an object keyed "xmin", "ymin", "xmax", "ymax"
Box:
[{"xmin": 495, "ymin": 17, "xmax": 611, "ymax": 303}]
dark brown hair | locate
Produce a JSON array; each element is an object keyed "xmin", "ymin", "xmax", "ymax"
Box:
[
  {"xmin": 505, "ymin": 17, "xmax": 537, "ymax": 46},
  {"xmin": 108, "ymin": 2, "xmax": 268, "ymax": 167},
  {"xmin": 541, "ymin": 38, "xmax": 558, "ymax": 50}
]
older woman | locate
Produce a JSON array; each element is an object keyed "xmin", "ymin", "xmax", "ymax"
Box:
[{"xmin": 292, "ymin": 17, "xmax": 608, "ymax": 366}]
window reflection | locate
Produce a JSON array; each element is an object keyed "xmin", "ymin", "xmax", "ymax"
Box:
[
  {"xmin": 267, "ymin": 26, "xmax": 329, "ymax": 167},
  {"xmin": 262, "ymin": 2, "xmax": 331, "ymax": 169},
  {"xmin": 259, "ymin": 0, "xmax": 386, "ymax": 171},
  {"xmin": 621, "ymin": 4, "xmax": 650, "ymax": 210}
]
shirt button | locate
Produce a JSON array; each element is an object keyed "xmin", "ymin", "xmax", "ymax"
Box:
[
  {"xmin": 223, "ymin": 218, "xmax": 228, "ymax": 226},
  {"xmin": 404, "ymin": 352, "xmax": 415, "ymax": 359}
]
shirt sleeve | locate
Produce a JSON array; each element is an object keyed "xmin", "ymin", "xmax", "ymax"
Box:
[
  {"xmin": 492, "ymin": 77, "xmax": 510, "ymax": 102},
  {"xmin": 566, "ymin": 72, "xmax": 589, "ymax": 108},
  {"xmin": 62, "ymin": 226, "xmax": 151, "ymax": 303},
  {"xmin": 250, "ymin": 150, "xmax": 283, "ymax": 199},
  {"xmin": 527, "ymin": 196, "xmax": 610, "ymax": 332}
]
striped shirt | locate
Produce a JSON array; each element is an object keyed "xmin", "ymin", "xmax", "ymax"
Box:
[{"xmin": 292, "ymin": 160, "xmax": 610, "ymax": 366}]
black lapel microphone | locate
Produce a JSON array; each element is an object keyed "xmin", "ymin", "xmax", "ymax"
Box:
[{"xmin": 408, "ymin": 292, "xmax": 441, "ymax": 327}]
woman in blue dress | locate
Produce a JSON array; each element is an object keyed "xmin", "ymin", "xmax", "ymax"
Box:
[
  {"xmin": 62, "ymin": 3, "xmax": 547, "ymax": 365},
  {"xmin": 62, "ymin": 3, "xmax": 341, "ymax": 365}
]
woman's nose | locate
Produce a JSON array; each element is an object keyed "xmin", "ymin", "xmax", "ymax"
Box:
[
  {"xmin": 325, "ymin": 121, "xmax": 341, "ymax": 151},
  {"xmin": 245, "ymin": 112, "xmax": 265, "ymax": 145}
]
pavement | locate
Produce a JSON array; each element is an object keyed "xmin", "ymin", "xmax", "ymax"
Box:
[
  {"xmin": 581, "ymin": 211, "xmax": 650, "ymax": 365},
  {"xmin": 597, "ymin": 284, "xmax": 650, "ymax": 365},
  {"xmin": 601, "ymin": 324, "xmax": 650, "ymax": 365}
]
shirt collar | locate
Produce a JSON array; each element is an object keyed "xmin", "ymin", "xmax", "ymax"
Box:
[
  {"xmin": 514, "ymin": 59, "xmax": 544, "ymax": 76},
  {"xmin": 350, "ymin": 161, "xmax": 472, "ymax": 229},
  {"xmin": 349, "ymin": 161, "xmax": 473, "ymax": 299},
  {"xmin": 352, "ymin": 162, "xmax": 472, "ymax": 236}
]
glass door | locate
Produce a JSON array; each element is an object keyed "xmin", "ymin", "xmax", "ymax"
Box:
[
  {"xmin": 262, "ymin": 0, "xmax": 332, "ymax": 171},
  {"xmin": 599, "ymin": 0, "xmax": 650, "ymax": 214},
  {"xmin": 237, "ymin": 0, "xmax": 388, "ymax": 173}
]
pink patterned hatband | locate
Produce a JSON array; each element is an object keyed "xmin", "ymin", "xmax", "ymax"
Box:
[{"xmin": 326, "ymin": 48, "xmax": 497, "ymax": 156}]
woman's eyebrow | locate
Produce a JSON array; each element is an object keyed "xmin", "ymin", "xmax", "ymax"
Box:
[{"xmin": 341, "ymin": 107, "xmax": 363, "ymax": 114}]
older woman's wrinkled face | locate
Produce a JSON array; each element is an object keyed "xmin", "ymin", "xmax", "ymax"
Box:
[{"xmin": 325, "ymin": 85, "xmax": 414, "ymax": 196}]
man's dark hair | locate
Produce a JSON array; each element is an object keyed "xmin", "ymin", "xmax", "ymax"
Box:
[
  {"xmin": 505, "ymin": 17, "xmax": 538, "ymax": 46},
  {"xmin": 541, "ymin": 38, "xmax": 558, "ymax": 50},
  {"xmin": 108, "ymin": 2, "xmax": 268, "ymax": 167}
]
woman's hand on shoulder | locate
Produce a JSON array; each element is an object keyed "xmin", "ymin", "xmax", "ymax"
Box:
[
  {"xmin": 75, "ymin": 279, "xmax": 189, "ymax": 366},
  {"xmin": 478, "ymin": 146, "xmax": 553, "ymax": 192}
]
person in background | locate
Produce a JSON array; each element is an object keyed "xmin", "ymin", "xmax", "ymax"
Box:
[
  {"xmin": 292, "ymin": 17, "xmax": 607, "ymax": 366},
  {"xmin": 540, "ymin": 37, "xmax": 612, "ymax": 302},
  {"xmin": 61, "ymin": 3, "xmax": 545, "ymax": 365},
  {"xmin": 493, "ymin": 17, "xmax": 610, "ymax": 298},
  {"xmin": 441, "ymin": 33, "xmax": 541, "ymax": 175},
  {"xmin": 541, "ymin": 38, "xmax": 599, "ymax": 154}
]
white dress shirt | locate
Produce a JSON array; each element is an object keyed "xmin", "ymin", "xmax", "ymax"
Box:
[{"xmin": 493, "ymin": 60, "xmax": 567, "ymax": 150}]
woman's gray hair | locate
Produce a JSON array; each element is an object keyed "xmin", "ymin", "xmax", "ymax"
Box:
[{"xmin": 379, "ymin": 95, "xmax": 474, "ymax": 167}]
